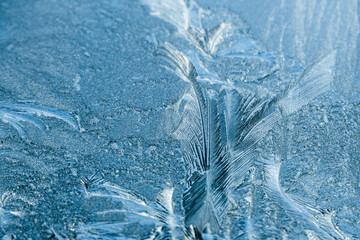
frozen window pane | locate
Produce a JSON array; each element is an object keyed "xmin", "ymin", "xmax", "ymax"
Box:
[{"xmin": 0, "ymin": 0, "xmax": 359, "ymax": 239}]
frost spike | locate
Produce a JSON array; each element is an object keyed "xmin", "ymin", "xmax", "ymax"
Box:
[
  {"xmin": 261, "ymin": 155, "xmax": 348, "ymax": 240},
  {"xmin": 0, "ymin": 101, "xmax": 80, "ymax": 137}
]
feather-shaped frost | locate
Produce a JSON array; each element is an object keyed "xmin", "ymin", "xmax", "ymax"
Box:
[
  {"xmin": 84, "ymin": 182, "xmax": 156, "ymax": 219},
  {"xmin": 141, "ymin": 0, "xmax": 232, "ymax": 56},
  {"xmin": 158, "ymin": 44, "xmax": 232, "ymax": 233},
  {"xmin": 147, "ymin": 188, "xmax": 185, "ymax": 240},
  {"xmin": 203, "ymin": 23, "xmax": 232, "ymax": 55},
  {"xmin": 0, "ymin": 100, "xmax": 79, "ymax": 137},
  {"xmin": 180, "ymin": 96, "xmax": 231, "ymax": 233},
  {"xmin": 141, "ymin": 0, "xmax": 203, "ymax": 50},
  {"xmin": 217, "ymin": 87, "xmax": 280, "ymax": 188},
  {"xmin": 261, "ymin": 155, "xmax": 348, "ymax": 240},
  {"xmin": 233, "ymin": 52, "xmax": 336, "ymax": 154},
  {"xmin": 159, "ymin": 42, "xmax": 337, "ymax": 235},
  {"xmin": 77, "ymin": 180, "xmax": 184, "ymax": 240},
  {"xmin": 278, "ymin": 52, "xmax": 336, "ymax": 115},
  {"xmin": 218, "ymin": 51, "xmax": 336, "ymax": 187},
  {"xmin": 141, "ymin": 0, "xmax": 191, "ymax": 32},
  {"xmin": 77, "ymin": 182, "xmax": 159, "ymax": 239}
]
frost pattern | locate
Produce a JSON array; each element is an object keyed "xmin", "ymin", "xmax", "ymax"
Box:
[
  {"xmin": 139, "ymin": 0, "xmax": 343, "ymax": 238},
  {"xmin": 0, "ymin": 190, "xmax": 29, "ymax": 238},
  {"xmin": 77, "ymin": 177, "xmax": 186, "ymax": 240},
  {"xmin": 0, "ymin": 0, "xmax": 352, "ymax": 239},
  {"xmin": 0, "ymin": 100, "xmax": 79, "ymax": 137},
  {"xmin": 261, "ymin": 154, "xmax": 349, "ymax": 240}
]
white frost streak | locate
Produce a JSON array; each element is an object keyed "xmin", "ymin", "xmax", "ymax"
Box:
[
  {"xmin": 263, "ymin": 156, "xmax": 348, "ymax": 240},
  {"xmin": 0, "ymin": 101, "xmax": 80, "ymax": 137},
  {"xmin": 73, "ymin": 74, "xmax": 81, "ymax": 91},
  {"xmin": 141, "ymin": 0, "xmax": 189, "ymax": 31},
  {"xmin": 278, "ymin": 51, "xmax": 336, "ymax": 115},
  {"xmin": 78, "ymin": 182, "xmax": 183, "ymax": 239},
  {"xmin": 140, "ymin": 0, "xmax": 344, "ymax": 238}
]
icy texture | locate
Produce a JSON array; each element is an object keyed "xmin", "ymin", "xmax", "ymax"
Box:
[{"xmin": 0, "ymin": 0, "xmax": 359, "ymax": 239}]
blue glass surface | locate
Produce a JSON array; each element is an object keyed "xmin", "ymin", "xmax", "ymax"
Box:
[{"xmin": 0, "ymin": 0, "xmax": 359, "ymax": 239}]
